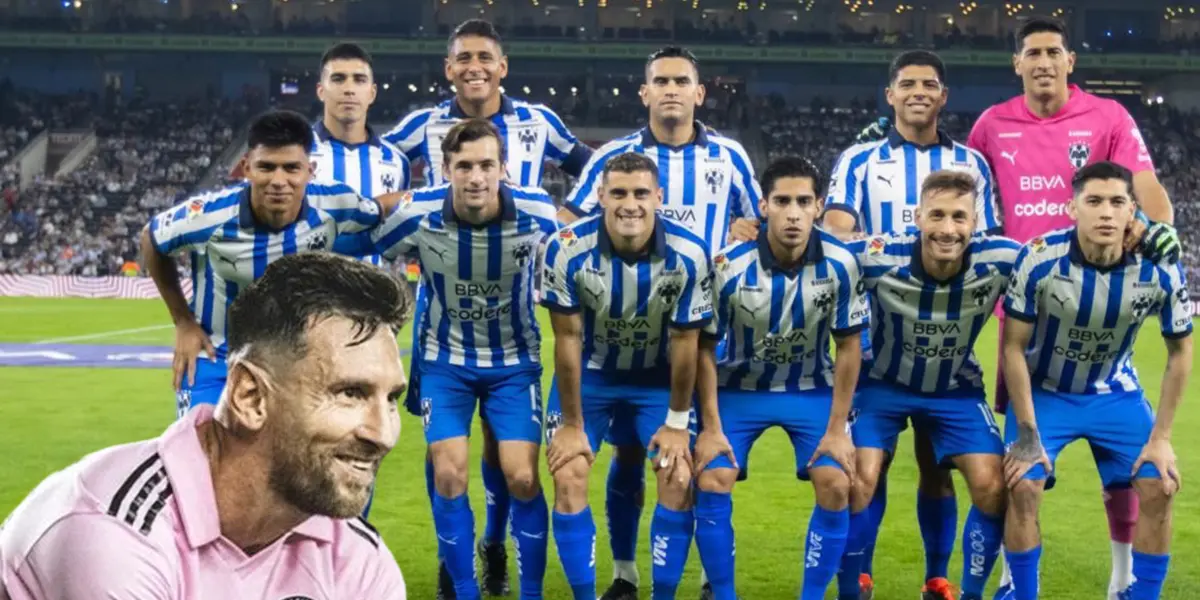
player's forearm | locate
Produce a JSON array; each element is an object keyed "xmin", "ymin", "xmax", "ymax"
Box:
[
  {"xmin": 140, "ymin": 227, "xmax": 192, "ymax": 325},
  {"xmin": 1002, "ymin": 340, "xmax": 1037, "ymax": 428},
  {"xmin": 695, "ymin": 339, "xmax": 721, "ymax": 428},
  {"xmin": 553, "ymin": 333, "xmax": 585, "ymax": 426},
  {"xmin": 668, "ymin": 329, "xmax": 699, "ymax": 413},
  {"xmin": 829, "ymin": 334, "xmax": 861, "ymax": 432},
  {"xmin": 1133, "ymin": 172, "xmax": 1173, "ymax": 225},
  {"xmin": 556, "ymin": 207, "xmax": 579, "ymax": 225},
  {"xmin": 1153, "ymin": 337, "xmax": 1193, "ymax": 440}
]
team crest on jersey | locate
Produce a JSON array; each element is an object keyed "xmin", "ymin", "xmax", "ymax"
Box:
[
  {"xmin": 1130, "ymin": 293, "xmax": 1158, "ymax": 319},
  {"xmin": 306, "ymin": 233, "xmax": 327, "ymax": 251},
  {"xmin": 1068, "ymin": 141, "xmax": 1091, "ymax": 170},
  {"xmin": 867, "ymin": 237, "xmax": 886, "ymax": 256},
  {"xmin": 512, "ymin": 243, "xmax": 534, "ymax": 267},
  {"xmin": 971, "ymin": 284, "xmax": 994, "ymax": 307},
  {"xmin": 656, "ymin": 280, "xmax": 684, "ymax": 306},
  {"xmin": 1029, "ymin": 237, "xmax": 1047, "ymax": 253},
  {"xmin": 558, "ymin": 228, "xmax": 579, "ymax": 247},
  {"xmin": 704, "ymin": 168, "xmax": 725, "ymax": 194},
  {"xmin": 381, "ymin": 173, "xmax": 397, "ymax": 192},
  {"xmin": 813, "ymin": 291, "xmax": 834, "ymax": 313},
  {"xmin": 518, "ymin": 128, "xmax": 538, "ymax": 152},
  {"xmin": 186, "ymin": 198, "xmax": 204, "ymax": 221}
]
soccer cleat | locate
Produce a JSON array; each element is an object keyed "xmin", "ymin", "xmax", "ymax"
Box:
[
  {"xmin": 1112, "ymin": 586, "xmax": 1133, "ymax": 600},
  {"xmin": 991, "ymin": 583, "xmax": 1014, "ymax": 600},
  {"xmin": 859, "ymin": 573, "xmax": 876, "ymax": 600},
  {"xmin": 437, "ymin": 560, "xmax": 457, "ymax": 600},
  {"xmin": 697, "ymin": 582, "xmax": 744, "ymax": 600},
  {"xmin": 921, "ymin": 577, "xmax": 959, "ymax": 600},
  {"xmin": 477, "ymin": 539, "xmax": 510, "ymax": 596},
  {"xmin": 599, "ymin": 578, "xmax": 639, "ymax": 600}
]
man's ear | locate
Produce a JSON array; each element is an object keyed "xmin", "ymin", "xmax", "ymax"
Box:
[{"xmin": 222, "ymin": 359, "xmax": 274, "ymax": 433}]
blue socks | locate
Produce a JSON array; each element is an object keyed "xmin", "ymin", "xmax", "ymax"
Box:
[
  {"xmin": 553, "ymin": 508, "xmax": 597, "ymax": 600},
  {"xmin": 607, "ymin": 457, "xmax": 646, "ymax": 563},
  {"xmin": 1005, "ymin": 546, "xmax": 1041, "ymax": 600},
  {"xmin": 960, "ymin": 507, "xmax": 1003, "ymax": 600},
  {"xmin": 510, "ymin": 493, "xmax": 549, "ymax": 600},
  {"xmin": 424, "ymin": 458, "xmax": 441, "ymax": 561},
  {"xmin": 803, "ymin": 505, "xmax": 850, "ymax": 600},
  {"xmin": 650, "ymin": 504, "xmax": 695, "ymax": 600},
  {"xmin": 836, "ymin": 510, "xmax": 870, "ymax": 600},
  {"xmin": 482, "ymin": 457, "xmax": 511, "ymax": 545},
  {"xmin": 862, "ymin": 472, "xmax": 887, "ymax": 575},
  {"xmin": 918, "ymin": 492, "xmax": 958, "ymax": 581},
  {"xmin": 695, "ymin": 491, "xmax": 737, "ymax": 600},
  {"xmin": 433, "ymin": 493, "xmax": 480, "ymax": 600},
  {"xmin": 1131, "ymin": 551, "xmax": 1169, "ymax": 600}
]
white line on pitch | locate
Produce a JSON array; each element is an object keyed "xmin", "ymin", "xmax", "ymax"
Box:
[{"xmin": 35, "ymin": 324, "xmax": 173, "ymax": 344}]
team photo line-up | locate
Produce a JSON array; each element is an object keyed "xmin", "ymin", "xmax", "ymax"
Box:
[{"xmin": 0, "ymin": 11, "xmax": 1192, "ymax": 600}]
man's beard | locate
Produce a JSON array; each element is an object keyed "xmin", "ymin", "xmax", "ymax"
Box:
[{"xmin": 268, "ymin": 429, "xmax": 373, "ymax": 519}]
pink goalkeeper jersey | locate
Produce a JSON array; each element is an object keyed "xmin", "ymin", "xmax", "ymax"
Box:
[
  {"xmin": 0, "ymin": 405, "xmax": 406, "ymax": 600},
  {"xmin": 967, "ymin": 84, "xmax": 1155, "ymax": 244}
]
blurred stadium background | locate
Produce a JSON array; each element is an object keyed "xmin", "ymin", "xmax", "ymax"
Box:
[{"xmin": 0, "ymin": 0, "xmax": 1199, "ymax": 597}]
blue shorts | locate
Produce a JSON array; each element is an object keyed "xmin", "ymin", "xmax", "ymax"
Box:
[
  {"xmin": 419, "ymin": 361, "xmax": 544, "ymax": 444},
  {"xmin": 546, "ymin": 370, "xmax": 679, "ymax": 454},
  {"xmin": 704, "ymin": 388, "xmax": 843, "ymax": 481},
  {"xmin": 176, "ymin": 358, "xmax": 226, "ymax": 418},
  {"xmin": 403, "ymin": 282, "xmax": 429, "ymax": 417},
  {"xmin": 603, "ymin": 343, "xmax": 728, "ymax": 449},
  {"xmin": 852, "ymin": 382, "xmax": 1004, "ymax": 466},
  {"xmin": 1004, "ymin": 388, "xmax": 1159, "ymax": 489}
]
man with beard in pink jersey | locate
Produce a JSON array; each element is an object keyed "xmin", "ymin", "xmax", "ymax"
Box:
[{"xmin": 966, "ymin": 16, "xmax": 1181, "ymax": 600}]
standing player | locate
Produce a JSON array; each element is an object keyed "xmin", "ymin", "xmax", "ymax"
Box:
[
  {"xmin": 0, "ymin": 253, "xmax": 411, "ymax": 600},
  {"xmin": 559, "ymin": 45, "xmax": 761, "ymax": 600},
  {"xmin": 1000, "ymin": 162, "xmax": 1192, "ymax": 600},
  {"xmin": 840, "ymin": 171, "xmax": 1020, "ymax": 600},
  {"xmin": 966, "ymin": 17, "xmax": 1180, "ymax": 599},
  {"xmin": 541, "ymin": 152, "xmax": 712, "ymax": 600},
  {"xmin": 825, "ymin": 49, "xmax": 1000, "ymax": 600},
  {"xmin": 369, "ymin": 119, "xmax": 558, "ymax": 600},
  {"xmin": 141, "ymin": 110, "xmax": 397, "ymax": 418},
  {"xmin": 383, "ymin": 21, "xmax": 593, "ymax": 595},
  {"xmin": 692, "ymin": 156, "xmax": 866, "ymax": 600}
]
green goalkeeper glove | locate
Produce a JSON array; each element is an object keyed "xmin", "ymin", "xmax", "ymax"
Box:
[
  {"xmin": 854, "ymin": 117, "xmax": 890, "ymax": 144},
  {"xmin": 1137, "ymin": 209, "xmax": 1181, "ymax": 264}
]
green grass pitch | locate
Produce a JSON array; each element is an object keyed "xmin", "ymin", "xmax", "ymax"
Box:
[{"xmin": 0, "ymin": 297, "xmax": 1197, "ymax": 598}]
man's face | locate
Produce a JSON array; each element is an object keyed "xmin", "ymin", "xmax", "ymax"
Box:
[
  {"xmin": 886, "ymin": 64, "xmax": 947, "ymax": 130},
  {"xmin": 600, "ymin": 169, "xmax": 661, "ymax": 241},
  {"xmin": 317, "ymin": 58, "xmax": 376, "ymax": 124},
  {"xmin": 1014, "ymin": 31, "xmax": 1075, "ymax": 98},
  {"xmin": 243, "ymin": 144, "xmax": 312, "ymax": 214},
  {"xmin": 761, "ymin": 176, "xmax": 821, "ymax": 250},
  {"xmin": 266, "ymin": 316, "xmax": 406, "ymax": 519},
  {"xmin": 1070, "ymin": 178, "xmax": 1135, "ymax": 248},
  {"xmin": 916, "ymin": 188, "xmax": 976, "ymax": 263},
  {"xmin": 446, "ymin": 35, "xmax": 508, "ymax": 104},
  {"xmin": 640, "ymin": 57, "xmax": 704, "ymax": 125},
  {"xmin": 446, "ymin": 136, "xmax": 504, "ymax": 214}
]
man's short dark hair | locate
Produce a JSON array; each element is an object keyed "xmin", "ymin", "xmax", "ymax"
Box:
[
  {"xmin": 761, "ymin": 156, "xmax": 825, "ymax": 199},
  {"xmin": 449, "ymin": 19, "xmax": 503, "ymax": 52},
  {"xmin": 889, "ymin": 50, "xmax": 946, "ymax": 85},
  {"xmin": 247, "ymin": 110, "xmax": 314, "ymax": 152},
  {"xmin": 227, "ymin": 253, "xmax": 413, "ymax": 373},
  {"xmin": 921, "ymin": 170, "xmax": 977, "ymax": 203},
  {"xmin": 1015, "ymin": 16, "xmax": 1070, "ymax": 52},
  {"xmin": 1071, "ymin": 161, "xmax": 1133, "ymax": 197},
  {"xmin": 320, "ymin": 42, "xmax": 373, "ymax": 72},
  {"xmin": 646, "ymin": 46, "xmax": 700, "ymax": 78},
  {"xmin": 441, "ymin": 118, "xmax": 506, "ymax": 164},
  {"xmin": 602, "ymin": 152, "xmax": 659, "ymax": 185}
]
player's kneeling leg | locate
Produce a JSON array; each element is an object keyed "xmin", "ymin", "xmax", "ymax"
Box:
[
  {"xmin": 1004, "ymin": 478, "xmax": 1045, "ymax": 600},
  {"xmin": 430, "ymin": 435, "xmax": 479, "ymax": 599},
  {"xmin": 803, "ymin": 463, "xmax": 851, "ymax": 600},
  {"xmin": 1130, "ymin": 472, "xmax": 1175, "ymax": 600},
  {"xmin": 498, "ymin": 438, "xmax": 547, "ymax": 600},
  {"xmin": 652, "ymin": 455, "xmax": 695, "ymax": 600},
  {"xmin": 838, "ymin": 448, "xmax": 886, "ymax": 600},
  {"xmin": 551, "ymin": 453, "xmax": 598, "ymax": 600},
  {"xmin": 695, "ymin": 466, "xmax": 738, "ymax": 600}
]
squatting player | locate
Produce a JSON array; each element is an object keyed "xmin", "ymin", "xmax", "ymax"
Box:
[
  {"xmin": 368, "ymin": 119, "xmax": 559, "ymax": 600},
  {"xmin": 693, "ymin": 156, "xmax": 866, "ymax": 600},
  {"xmin": 842, "ymin": 170, "xmax": 1021, "ymax": 600},
  {"xmin": 559, "ymin": 45, "xmax": 761, "ymax": 600},
  {"xmin": 1000, "ymin": 161, "xmax": 1192, "ymax": 600},
  {"xmin": 382, "ymin": 20, "xmax": 592, "ymax": 594},
  {"xmin": 0, "ymin": 252, "xmax": 411, "ymax": 599},
  {"xmin": 541, "ymin": 152, "xmax": 713, "ymax": 600},
  {"xmin": 141, "ymin": 110, "xmax": 399, "ymax": 417},
  {"xmin": 966, "ymin": 17, "xmax": 1180, "ymax": 598}
]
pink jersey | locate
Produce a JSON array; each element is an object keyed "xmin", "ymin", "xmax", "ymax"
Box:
[
  {"xmin": 0, "ymin": 405, "xmax": 405, "ymax": 600},
  {"xmin": 967, "ymin": 84, "xmax": 1155, "ymax": 243}
]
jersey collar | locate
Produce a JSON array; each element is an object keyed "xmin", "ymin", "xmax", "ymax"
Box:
[
  {"xmin": 238, "ymin": 185, "xmax": 311, "ymax": 232},
  {"xmin": 909, "ymin": 232, "xmax": 973, "ymax": 284},
  {"xmin": 313, "ymin": 120, "xmax": 382, "ymax": 147},
  {"xmin": 640, "ymin": 121, "xmax": 710, "ymax": 149},
  {"xmin": 886, "ymin": 127, "xmax": 954, "ymax": 150},
  {"xmin": 1067, "ymin": 228, "xmax": 1137, "ymax": 272},
  {"xmin": 448, "ymin": 95, "xmax": 517, "ymax": 119},
  {"xmin": 757, "ymin": 228, "xmax": 824, "ymax": 275},
  {"xmin": 440, "ymin": 182, "xmax": 517, "ymax": 226},
  {"xmin": 599, "ymin": 214, "xmax": 667, "ymax": 261}
]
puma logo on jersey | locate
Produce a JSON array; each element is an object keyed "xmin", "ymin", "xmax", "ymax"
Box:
[
  {"xmin": 876, "ymin": 174, "xmax": 894, "ymax": 187},
  {"xmin": 426, "ymin": 246, "xmax": 449, "ymax": 262},
  {"xmin": 1050, "ymin": 293, "xmax": 1067, "ymax": 310},
  {"xmin": 1000, "ymin": 149, "xmax": 1019, "ymax": 165}
]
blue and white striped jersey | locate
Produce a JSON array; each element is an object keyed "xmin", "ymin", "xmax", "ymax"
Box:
[
  {"xmin": 1003, "ymin": 228, "xmax": 1193, "ymax": 395},
  {"xmin": 704, "ymin": 228, "xmax": 869, "ymax": 392},
  {"xmin": 827, "ymin": 129, "xmax": 1000, "ymax": 235},
  {"xmin": 383, "ymin": 95, "xmax": 591, "ymax": 186},
  {"xmin": 370, "ymin": 183, "xmax": 558, "ymax": 368},
  {"xmin": 848, "ymin": 232, "xmax": 1021, "ymax": 395},
  {"xmin": 540, "ymin": 215, "xmax": 713, "ymax": 372},
  {"xmin": 149, "ymin": 182, "xmax": 382, "ymax": 359},
  {"xmin": 561, "ymin": 123, "xmax": 762, "ymax": 256}
]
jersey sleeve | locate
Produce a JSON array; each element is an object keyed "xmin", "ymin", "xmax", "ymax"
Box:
[
  {"xmin": 383, "ymin": 109, "xmax": 433, "ymax": 162},
  {"xmin": 369, "ymin": 197, "xmax": 424, "ymax": 260},
  {"xmin": 825, "ymin": 145, "xmax": 871, "ymax": 226},
  {"xmin": 1157, "ymin": 262, "xmax": 1193, "ymax": 340},
  {"xmin": 534, "ymin": 106, "xmax": 593, "ymax": 178},
  {"xmin": 539, "ymin": 234, "xmax": 579, "ymax": 313},
  {"xmin": 832, "ymin": 252, "xmax": 868, "ymax": 337},
  {"xmin": 969, "ymin": 149, "xmax": 1002, "ymax": 233},
  {"xmin": 1003, "ymin": 246, "xmax": 1041, "ymax": 322},
  {"xmin": 726, "ymin": 143, "xmax": 763, "ymax": 220},
  {"xmin": 702, "ymin": 259, "xmax": 734, "ymax": 342},
  {"xmin": 148, "ymin": 198, "xmax": 221, "ymax": 257},
  {"xmin": 343, "ymin": 541, "xmax": 406, "ymax": 600},
  {"xmin": 842, "ymin": 238, "xmax": 881, "ymax": 289},
  {"xmin": 561, "ymin": 143, "xmax": 627, "ymax": 218},
  {"xmin": 1107, "ymin": 104, "xmax": 1156, "ymax": 173},
  {"xmin": 671, "ymin": 251, "xmax": 714, "ymax": 329}
]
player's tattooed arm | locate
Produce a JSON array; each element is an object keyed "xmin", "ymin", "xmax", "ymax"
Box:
[
  {"xmin": 546, "ymin": 311, "xmax": 594, "ymax": 473},
  {"xmin": 1001, "ymin": 317, "xmax": 1050, "ymax": 488}
]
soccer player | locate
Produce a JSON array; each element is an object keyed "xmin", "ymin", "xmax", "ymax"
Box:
[
  {"xmin": 0, "ymin": 252, "xmax": 411, "ymax": 599},
  {"xmin": 141, "ymin": 110, "xmax": 398, "ymax": 418},
  {"xmin": 1000, "ymin": 161, "xmax": 1192, "ymax": 600},
  {"xmin": 840, "ymin": 170, "xmax": 1020, "ymax": 600},
  {"xmin": 541, "ymin": 152, "xmax": 712, "ymax": 600},
  {"xmin": 693, "ymin": 156, "xmax": 866, "ymax": 600},
  {"xmin": 368, "ymin": 119, "xmax": 559, "ymax": 600},
  {"xmin": 559, "ymin": 45, "xmax": 761, "ymax": 600},
  {"xmin": 382, "ymin": 21, "xmax": 593, "ymax": 594},
  {"xmin": 966, "ymin": 17, "xmax": 1180, "ymax": 599},
  {"xmin": 825, "ymin": 49, "xmax": 999, "ymax": 600}
]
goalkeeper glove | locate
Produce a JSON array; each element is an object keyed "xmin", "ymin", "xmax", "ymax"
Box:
[
  {"xmin": 854, "ymin": 117, "xmax": 890, "ymax": 144},
  {"xmin": 1136, "ymin": 209, "xmax": 1181, "ymax": 264}
]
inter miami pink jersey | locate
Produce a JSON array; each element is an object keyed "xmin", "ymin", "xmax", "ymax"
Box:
[
  {"xmin": 967, "ymin": 84, "xmax": 1155, "ymax": 244},
  {"xmin": 0, "ymin": 405, "xmax": 405, "ymax": 600}
]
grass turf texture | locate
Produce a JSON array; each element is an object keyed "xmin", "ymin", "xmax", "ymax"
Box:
[{"xmin": 0, "ymin": 296, "xmax": 1197, "ymax": 599}]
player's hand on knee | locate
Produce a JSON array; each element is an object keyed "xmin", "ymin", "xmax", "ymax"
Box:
[
  {"xmin": 693, "ymin": 428, "xmax": 737, "ymax": 473},
  {"xmin": 547, "ymin": 424, "xmax": 593, "ymax": 475},
  {"xmin": 810, "ymin": 430, "xmax": 856, "ymax": 482},
  {"xmin": 1003, "ymin": 426, "xmax": 1051, "ymax": 489},
  {"xmin": 172, "ymin": 320, "xmax": 216, "ymax": 391},
  {"xmin": 1133, "ymin": 438, "xmax": 1181, "ymax": 497},
  {"xmin": 726, "ymin": 218, "xmax": 760, "ymax": 244},
  {"xmin": 648, "ymin": 426, "xmax": 692, "ymax": 479}
]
